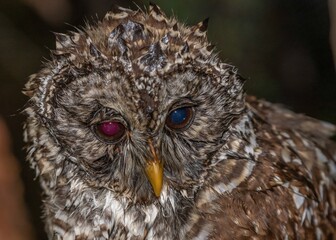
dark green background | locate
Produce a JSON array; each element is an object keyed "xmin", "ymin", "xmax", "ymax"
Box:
[{"xmin": 0, "ymin": 0, "xmax": 335, "ymax": 239}]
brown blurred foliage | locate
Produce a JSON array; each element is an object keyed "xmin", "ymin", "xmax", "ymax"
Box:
[{"xmin": 0, "ymin": 118, "xmax": 33, "ymax": 240}]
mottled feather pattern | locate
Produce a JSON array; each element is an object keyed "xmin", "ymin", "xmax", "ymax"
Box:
[{"xmin": 23, "ymin": 4, "xmax": 335, "ymax": 240}]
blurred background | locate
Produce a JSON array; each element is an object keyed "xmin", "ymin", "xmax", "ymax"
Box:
[{"xmin": 0, "ymin": 0, "xmax": 335, "ymax": 239}]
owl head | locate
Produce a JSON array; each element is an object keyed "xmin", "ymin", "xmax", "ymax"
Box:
[{"xmin": 23, "ymin": 4, "xmax": 245, "ymax": 204}]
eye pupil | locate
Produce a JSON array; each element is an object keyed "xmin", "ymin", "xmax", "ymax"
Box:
[
  {"xmin": 166, "ymin": 106, "xmax": 193, "ymax": 130},
  {"xmin": 94, "ymin": 121, "xmax": 125, "ymax": 143},
  {"xmin": 170, "ymin": 108, "xmax": 188, "ymax": 125},
  {"xmin": 98, "ymin": 122, "xmax": 123, "ymax": 137}
]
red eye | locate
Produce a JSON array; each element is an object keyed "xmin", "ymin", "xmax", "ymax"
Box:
[{"xmin": 93, "ymin": 121, "xmax": 126, "ymax": 143}]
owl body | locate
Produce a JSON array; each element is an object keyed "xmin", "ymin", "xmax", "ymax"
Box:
[{"xmin": 24, "ymin": 4, "xmax": 335, "ymax": 240}]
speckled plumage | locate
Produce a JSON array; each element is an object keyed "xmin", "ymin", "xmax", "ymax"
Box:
[{"xmin": 23, "ymin": 4, "xmax": 336, "ymax": 240}]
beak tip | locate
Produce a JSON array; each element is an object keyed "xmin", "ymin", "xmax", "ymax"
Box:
[{"xmin": 153, "ymin": 188, "xmax": 162, "ymax": 198}]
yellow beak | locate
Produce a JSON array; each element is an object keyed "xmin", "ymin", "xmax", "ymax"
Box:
[{"xmin": 145, "ymin": 140, "xmax": 163, "ymax": 197}]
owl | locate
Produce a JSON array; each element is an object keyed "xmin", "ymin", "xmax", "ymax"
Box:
[{"xmin": 23, "ymin": 3, "xmax": 336, "ymax": 240}]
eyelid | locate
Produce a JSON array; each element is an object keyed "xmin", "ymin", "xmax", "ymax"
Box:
[
  {"xmin": 89, "ymin": 107, "xmax": 128, "ymax": 127},
  {"xmin": 168, "ymin": 99, "xmax": 197, "ymax": 112}
]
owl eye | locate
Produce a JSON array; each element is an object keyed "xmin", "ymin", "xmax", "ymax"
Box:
[
  {"xmin": 166, "ymin": 107, "xmax": 194, "ymax": 130},
  {"xmin": 93, "ymin": 121, "xmax": 126, "ymax": 143}
]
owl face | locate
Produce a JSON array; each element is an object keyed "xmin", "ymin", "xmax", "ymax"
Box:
[
  {"xmin": 24, "ymin": 4, "xmax": 245, "ymax": 204},
  {"xmin": 51, "ymin": 68, "xmax": 244, "ymax": 203}
]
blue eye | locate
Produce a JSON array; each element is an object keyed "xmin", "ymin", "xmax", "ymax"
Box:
[{"xmin": 166, "ymin": 107, "xmax": 194, "ymax": 130}]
